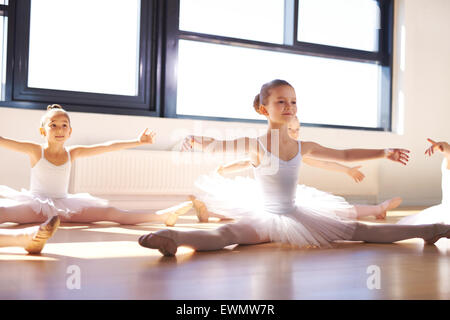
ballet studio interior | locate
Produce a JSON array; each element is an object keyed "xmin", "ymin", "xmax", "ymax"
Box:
[{"xmin": 0, "ymin": 0, "xmax": 449, "ymax": 302}]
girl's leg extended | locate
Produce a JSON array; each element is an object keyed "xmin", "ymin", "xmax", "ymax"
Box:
[
  {"xmin": 139, "ymin": 221, "xmax": 270, "ymax": 256},
  {"xmin": 0, "ymin": 205, "xmax": 47, "ymax": 224},
  {"xmin": 61, "ymin": 201, "xmax": 193, "ymax": 226},
  {"xmin": 350, "ymin": 221, "xmax": 450, "ymax": 244}
]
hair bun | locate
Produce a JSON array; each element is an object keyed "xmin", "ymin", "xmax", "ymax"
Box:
[
  {"xmin": 253, "ymin": 94, "xmax": 261, "ymax": 114},
  {"xmin": 47, "ymin": 104, "xmax": 63, "ymax": 110}
]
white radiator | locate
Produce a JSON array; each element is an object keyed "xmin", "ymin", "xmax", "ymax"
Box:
[
  {"xmin": 69, "ymin": 149, "xmax": 380, "ymax": 205},
  {"xmin": 69, "ymin": 150, "xmax": 241, "ymax": 195}
]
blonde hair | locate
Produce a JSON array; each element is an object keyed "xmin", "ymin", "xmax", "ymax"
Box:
[{"xmin": 40, "ymin": 104, "xmax": 71, "ymax": 127}]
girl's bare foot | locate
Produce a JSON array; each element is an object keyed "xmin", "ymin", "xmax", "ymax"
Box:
[
  {"xmin": 377, "ymin": 197, "xmax": 402, "ymax": 220},
  {"xmin": 24, "ymin": 215, "xmax": 60, "ymax": 254},
  {"xmin": 188, "ymin": 195, "xmax": 209, "ymax": 223},
  {"xmin": 156, "ymin": 201, "xmax": 193, "ymax": 227},
  {"xmin": 138, "ymin": 231, "xmax": 178, "ymax": 256}
]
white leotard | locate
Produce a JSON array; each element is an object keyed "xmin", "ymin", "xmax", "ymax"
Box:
[
  {"xmin": 253, "ymin": 139, "xmax": 301, "ymax": 215},
  {"xmin": 30, "ymin": 147, "xmax": 71, "ymax": 198}
]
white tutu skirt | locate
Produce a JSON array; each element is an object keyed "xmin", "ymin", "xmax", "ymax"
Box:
[
  {"xmin": 194, "ymin": 174, "xmax": 357, "ymax": 248},
  {"xmin": 0, "ymin": 185, "xmax": 109, "ymax": 218},
  {"xmin": 396, "ymin": 204, "xmax": 450, "ymax": 225}
]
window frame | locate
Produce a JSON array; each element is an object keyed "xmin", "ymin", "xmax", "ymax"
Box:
[
  {"xmin": 0, "ymin": 0, "xmax": 394, "ymax": 131},
  {"xmin": 164, "ymin": 0, "xmax": 394, "ymax": 131},
  {"xmin": 1, "ymin": 0, "xmax": 162, "ymax": 117},
  {"xmin": 0, "ymin": 2, "xmax": 8, "ymax": 101},
  {"xmin": 0, "ymin": 4, "xmax": 6, "ymax": 16}
]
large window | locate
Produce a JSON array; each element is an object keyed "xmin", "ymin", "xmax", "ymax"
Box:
[
  {"xmin": 28, "ymin": 0, "xmax": 141, "ymax": 96},
  {"xmin": 2, "ymin": 0, "xmax": 158, "ymax": 116},
  {"xmin": 1, "ymin": 0, "xmax": 393, "ymax": 131},
  {"xmin": 297, "ymin": 0, "xmax": 380, "ymax": 51},
  {"xmin": 169, "ymin": 0, "xmax": 393, "ymax": 130},
  {"xmin": 176, "ymin": 40, "xmax": 380, "ymax": 127}
]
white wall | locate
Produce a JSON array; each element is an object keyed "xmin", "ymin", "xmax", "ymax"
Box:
[{"xmin": 0, "ymin": 0, "xmax": 449, "ymax": 206}]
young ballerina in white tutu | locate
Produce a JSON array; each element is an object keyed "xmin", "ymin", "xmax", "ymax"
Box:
[
  {"xmin": 0, "ymin": 215, "xmax": 60, "ymax": 254},
  {"xmin": 190, "ymin": 115, "xmax": 371, "ymax": 223},
  {"xmin": 397, "ymin": 139, "xmax": 449, "ymax": 225},
  {"xmin": 139, "ymin": 79, "xmax": 450, "ymax": 256},
  {"xmin": 0, "ymin": 105, "xmax": 192, "ymax": 226}
]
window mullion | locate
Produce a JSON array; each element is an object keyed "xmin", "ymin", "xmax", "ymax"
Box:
[
  {"xmin": 378, "ymin": 0, "xmax": 393, "ymax": 66},
  {"xmin": 283, "ymin": 0, "xmax": 295, "ymax": 46}
]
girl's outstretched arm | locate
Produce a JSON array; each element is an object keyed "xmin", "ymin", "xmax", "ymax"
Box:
[
  {"xmin": 302, "ymin": 157, "xmax": 365, "ymax": 183},
  {"xmin": 301, "ymin": 141, "xmax": 410, "ymax": 165},
  {"xmin": 182, "ymin": 135, "xmax": 253, "ymax": 153},
  {"xmin": 218, "ymin": 156, "xmax": 365, "ymax": 181},
  {"xmin": 182, "ymin": 135, "xmax": 260, "ymax": 161},
  {"xmin": 70, "ymin": 128, "xmax": 156, "ymax": 160},
  {"xmin": 0, "ymin": 136, "xmax": 41, "ymax": 158},
  {"xmin": 182, "ymin": 135, "xmax": 261, "ymax": 167},
  {"xmin": 216, "ymin": 159, "xmax": 253, "ymax": 176}
]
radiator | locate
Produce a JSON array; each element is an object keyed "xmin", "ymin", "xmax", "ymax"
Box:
[
  {"xmin": 69, "ymin": 149, "xmax": 380, "ymax": 204},
  {"xmin": 69, "ymin": 149, "xmax": 242, "ymax": 195}
]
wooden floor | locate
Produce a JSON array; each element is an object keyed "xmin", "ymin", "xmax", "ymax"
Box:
[{"xmin": 0, "ymin": 207, "xmax": 449, "ymax": 300}]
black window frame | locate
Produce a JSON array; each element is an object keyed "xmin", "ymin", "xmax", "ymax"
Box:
[
  {"xmin": 163, "ymin": 0, "xmax": 394, "ymax": 131},
  {"xmin": 1, "ymin": 0, "xmax": 163, "ymax": 117},
  {"xmin": 0, "ymin": 2, "xmax": 7, "ymax": 101},
  {"xmin": 0, "ymin": 0, "xmax": 394, "ymax": 132}
]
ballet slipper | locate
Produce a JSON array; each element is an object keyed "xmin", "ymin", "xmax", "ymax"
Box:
[
  {"xmin": 424, "ymin": 224, "xmax": 450, "ymax": 245},
  {"xmin": 377, "ymin": 197, "xmax": 402, "ymax": 220},
  {"xmin": 375, "ymin": 212, "xmax": 387, "ymax": 220},
  {"xmin": 24, "ymin": 215, "xmax": 60, "ymax": 254},
  {"xmin": 188, "ymin": 195, "xmax": 209, "ymax": 223},
  {"xmin": 157, "ymin": 201, "xmax": 193, "ymax": 227},
  {"xmin": 138, "ymin": 232, "xmax": 177, "ymax": 256}
]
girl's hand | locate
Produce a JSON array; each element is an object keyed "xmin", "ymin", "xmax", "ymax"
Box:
[
  {"xmin": 181, "ymin": 135, "xmax": 214, "ymax": 151},
  {"xmin": 215, "ymin": 165, "xmax": 225, "ymax": 176},
  {"xmin": 384, "ymin": 148, "xmax": 410, "ymax": 165},
  {"xmin": 182, "ymin": 135, "xmax": 195, "ymax": 151},
  {"xmin": 139, "ymin": 128, "xmax": 156, "ymax": 144},
  {"xmin": 346, "ymin": 165, "xmax": 365, "ymax": 183},
  {"xmin": 425, "ymin": 138, "xmax": 449, "ymax": 156}
]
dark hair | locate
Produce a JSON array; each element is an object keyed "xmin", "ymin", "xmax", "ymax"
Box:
[
  {"xmin": 40, "ymin": 104, "xmax": 71, "ymax": 127},
  {"xmin": 253, "ymin": 79, "xmax": 293, "ymax": 114}
]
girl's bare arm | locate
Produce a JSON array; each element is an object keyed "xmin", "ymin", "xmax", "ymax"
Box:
[
  {"xmin": 301, "ymin": 141, "xmax": 410, "ymax": 165},
  {"xmin": 70, "ymin": 129, "xmax": 155, "ymax": 160}
]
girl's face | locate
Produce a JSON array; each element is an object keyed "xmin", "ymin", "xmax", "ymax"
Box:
[
  {"xmin": 288, "ymin": 119, "xmax": 300, "ymax": 140},
  {"xmin": 40, "ymin": 113, "xmax": 72, "ymax": 144},
  {"xmin": 260, "ymin": 85, "xmax": 297, "ymax": 125}
]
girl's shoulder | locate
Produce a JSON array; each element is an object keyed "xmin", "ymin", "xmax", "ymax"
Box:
[
  {"xmin": 29, "ymin": 144, "xmax": 44, "ymax": 167},
  {"xmin": 300, "ymin": 141, "xmax": 321, "ymax": 155},
  {"xmin": 300, "ymin": 140, "xmax": 314, "ymax": 148},
  {"xmin": 67, "ymin": 145, "xmax": 82, "ymax": 161}
]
